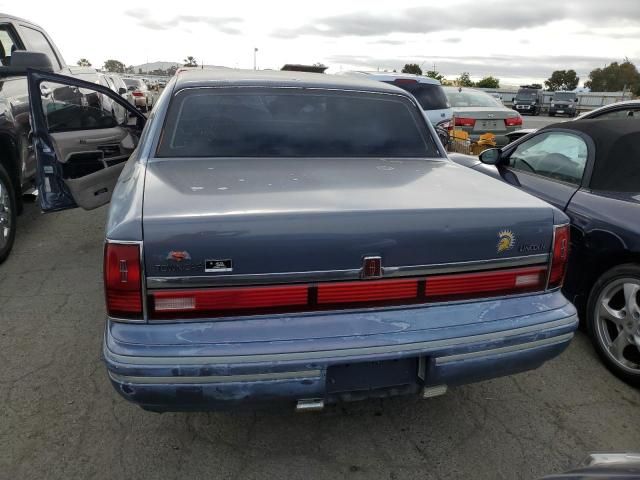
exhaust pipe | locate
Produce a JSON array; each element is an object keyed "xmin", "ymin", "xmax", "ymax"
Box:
[
  {"xmin": 422, "ymin": 385, "xmax": 447, "ymax": 399},
  {"xmin": 296, "ymin": 399, "xmax": 325, "ymax": 412}
]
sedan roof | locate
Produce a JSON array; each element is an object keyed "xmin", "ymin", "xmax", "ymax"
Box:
[{"xmin": 173, "ymin": 68, "xmax": 408, "ymax": 95}]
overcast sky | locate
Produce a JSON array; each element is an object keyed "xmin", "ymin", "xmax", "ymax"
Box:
[{"xmin": 3, "ymin": 0, "xmax": 639, "ymax": 85}]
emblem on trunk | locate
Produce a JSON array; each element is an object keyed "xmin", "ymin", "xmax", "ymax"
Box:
[
  {"xmin": 497, "ymin": 230, "xmax": 516, "ymax": 253},
  {"xmin": 361, "ymin": 256, "xmax": 382, "ymax": 279},
  {"xmin": 166, "ymin": 251, "xmax": 191, "ymax": 262},
  {"xmin": 205, "ymin": 259, "xmax": 233, "ymax": 273}
]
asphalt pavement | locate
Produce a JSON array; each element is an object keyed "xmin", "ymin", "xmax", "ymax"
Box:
[
  {"xmin": 1, "ymin": 200, "xmax": 639, "ymax": 480},
  {"xmin": 522, "ymin": 114, "xmax": 570, "ymax": 130}
]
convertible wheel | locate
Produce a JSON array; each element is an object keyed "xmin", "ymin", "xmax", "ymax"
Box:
[
  {"xmin": 587, "ymin": 264, "xmax": 640, "ymax": 386},
  {"xmin": 0, "ymin": 164, "xmax": 17, "ymax": 264}
]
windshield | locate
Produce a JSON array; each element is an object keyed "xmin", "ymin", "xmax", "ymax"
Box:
[
  {"xmin": 516, "ymin": 91, "xmax": 537, "ymax": 100},
  {"xmin": 383, "ymin": 81, "xmax": 449, "ymax": 110},
  {"xmin": 444, "ymin": 89, "xmax": 501, "ymax": 108},
  {"xmin": 157, "ymin": 88, "xmax": 440, "ymax": 158},
  {"xmin": 554, "ymin": 92, "xmax": 576, "ymax": 101}
]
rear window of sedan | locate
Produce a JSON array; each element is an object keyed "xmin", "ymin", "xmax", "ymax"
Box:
[
  {"xmin": 156, "ymin": 88, "xmax": 441, "ymax": 158},
  {"xmin": 445, "ymin": 89, "xmax": 501, "ymax": 108}
]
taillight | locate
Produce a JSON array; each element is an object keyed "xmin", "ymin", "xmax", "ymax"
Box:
[
  {"xmin": 131, "ymin": 90, "xmax": 144, "ymax": 97},
  {"xmin": 547, "ymin": 225, "xmax": 570, "ymax": 289},
  {"xmin": 505, "ymin": 116, "xmax": 523, "ymax": 127},
  {"xmin": 104, "ymin": 242, "xmax": 143, "ymax": 319},
  {"xmin": 394, "ymin": 79, "xmax": 418, "ymax": 85},
  {"xmin": 425, "ymin": 266, "xmax": 547, "ymax": 301},
  {"xmin": 455, "ymin": 117, "xmax": 476, "ymax": 127}
]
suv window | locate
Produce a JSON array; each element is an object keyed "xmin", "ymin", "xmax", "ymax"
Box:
[
  {"xmin": 157, "ymin": 88, "xmax": 441, "ymax": 158},
  {"xmin": 0, "ymin": 25, "xmax": 19, "ymax": 66},
  {"xmin": 383, "ymin": 81, "xmax": 449, "ymax": 110},
  {"xmin": 509, "ymin": 132, "xmax": 588, "ymax": 185},
  {"xmin": 17, "ymin": 25, "xmax": 61, "ymax": 70}
]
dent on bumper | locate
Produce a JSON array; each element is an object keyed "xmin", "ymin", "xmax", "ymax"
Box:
[{"xmin": 103, "ymin": 291, "xmax": 578, "ymax": 410}]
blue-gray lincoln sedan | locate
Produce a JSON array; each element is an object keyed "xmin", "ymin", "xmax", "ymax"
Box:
[{"xmin": 27, "ymin": 68, "xmax": 577, "ymax": 412}]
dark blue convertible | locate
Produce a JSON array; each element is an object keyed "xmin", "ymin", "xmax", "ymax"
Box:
[
  {"xmin": 27, "ymin": 67, "xmax": 577, "ymax": 411},
  {"xmin": 451, "ymin": 119, "xmax": 640, "ymax": 386}
]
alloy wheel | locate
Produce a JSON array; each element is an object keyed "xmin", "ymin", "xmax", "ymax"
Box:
[{"xmin": 594, "ymin": 278, "xmax": 640, "ymax": 374}]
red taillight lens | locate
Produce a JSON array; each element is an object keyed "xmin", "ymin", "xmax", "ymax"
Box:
[
  {"xmin": 394, "ymin": 79, "xmax": 418, "ymax": 85},
  {"xmin": 425, "ymin": 266, "xmax": 547, "ymax": 301},
  {"xmin": 317, "ymin": 279, "xmax": 418, "ymax": 304},
  {"xmin": 455, "ymin": 117, "xmax": 476, "ymax": 127},
  {"xmin": 104, "ymin": 243, "xmax": 143, "ymax": 319},
  {"xmin": 505, "ymin": 116, "xmax": 523, "ymax": 127},
  {"xmin": 131, "ymin": 90, "xmax": 143, "ymax": 97},
  {"xmin": 548, "ymin": 225, "xmax": 570, "ymax": 289},
  {"xmin": 151, "ymin": 285, "xmax": 308, "ymax": 317}
]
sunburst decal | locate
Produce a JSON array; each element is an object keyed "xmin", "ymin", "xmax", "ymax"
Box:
[{"xmin": 497, "ymin": 230, "xmax": 516, "ymax": 253}]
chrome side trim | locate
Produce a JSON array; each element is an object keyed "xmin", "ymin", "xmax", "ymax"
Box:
[
  {"xmin": 434, "ymin": 333, "xmax": 574, "ymax": 365},
  {"xmin": 146, "ymin": 254, "xmax": 549, "ymax": 289},
  {"xmin": 105, "ymin": 314, "xmax": 577, "ymax": 366},
  {"xmin": 109, "ymin": 369, "xmax": 321, "ymax": 385}
]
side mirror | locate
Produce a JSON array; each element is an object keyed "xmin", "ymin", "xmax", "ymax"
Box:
[
  {"xmin": 479, "ymin": 148, "xmax": 502, "ymax": 165},
  {"xmin": 118, "ymin": 87, "xmax": 126, "ymax": 95},
  {"xmin": 1, "ymin": 50, "xmax": 54, "ymax": 74}
]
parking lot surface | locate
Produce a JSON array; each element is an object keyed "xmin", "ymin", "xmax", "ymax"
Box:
[
  {"xmin": 1, "ymin": 201, "xmax": 639, "ymax": 480},
  {"xmin": 522, "ymin": 114, "xmax": 567, "ymax": 130}
]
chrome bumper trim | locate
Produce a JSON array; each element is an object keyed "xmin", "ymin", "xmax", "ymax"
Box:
[
  {"xmin": 435, "ymin": 332, "xmax": 574, "ymax": 365},
  {"xmin": 105, "ymin": 314, "xmax": 577, "ymax": 366},
  {"xmin": 146, "ymin": 254, "xmax": 550, "ymax": 289},
  {"xmin": 109, "ymin": 369, "xmax": 322, "ymax": 385}
]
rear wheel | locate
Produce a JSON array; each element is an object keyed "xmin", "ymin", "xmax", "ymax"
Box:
[
  {"xmin": 0, "ymin": 163, "xmax": 17, "ymax": 264},
  {"xmin": 549, "ymin": 112, "xmax": 555, "ymax": 117},
  {"xmin": 586, "ymin": 264, "xmax": 640, "ymax": 386}
]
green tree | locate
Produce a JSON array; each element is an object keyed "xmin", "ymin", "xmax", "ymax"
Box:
[
  {"xmin": 76, "ymin": 58, "xmax": 91, "ymax": 67},
  {"xmin": 456, "ymin": 72, "xmax": 474, "ymax": 87},
  {"xmin": 545, "ymin": 70, "xmax": 579, "ymax": 91},
  {"xmin": 103, "ymin": 59, "xmax": 125, "ymax": 73},
  {"xmin": 476, "ymin": 76, "xmax": 500, "ymax": 88},
  {"xmin": 401, "ymin": 63, "xmax": 422, "ymax": 75},
  {"xmin": 183, "ymin": 56, "xmax": 198, "ymax": 67},
  {"xmin": 167, "ymin": 65, "xmax": 179, "ymax": 76},
  {"xmin": 425, "ymin": 70, "xmax": 444, "ymax": 82},
  {"xmin": 585, "ymin": 59, "xmax": 640, "ymax": 95},
  {"xmin": 125, "ymin": 65, "xmax": 135, "ymax": 74}
]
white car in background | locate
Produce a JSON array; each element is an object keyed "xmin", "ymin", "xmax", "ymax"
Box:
[{"xmin": 338, "ymin": 71, "xmax": 453, "ymax": 129}]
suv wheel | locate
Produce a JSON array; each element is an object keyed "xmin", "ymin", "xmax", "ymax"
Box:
[
  {"xmin": 0, "ymin": 163, "xmax": 17, "ymax": 264},
  {"xmin": 587, "ymin": 264, "xmax": 640, "ymax": 386}
]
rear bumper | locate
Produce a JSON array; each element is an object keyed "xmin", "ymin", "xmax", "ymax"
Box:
[{"xmin": 103, "ymin": 291, "xmax": 577, "ymax": 411}]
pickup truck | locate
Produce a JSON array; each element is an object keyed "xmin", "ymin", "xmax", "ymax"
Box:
[{"xmin": 0, "ymin": 14, "xmax": 75, "ymax": 263}]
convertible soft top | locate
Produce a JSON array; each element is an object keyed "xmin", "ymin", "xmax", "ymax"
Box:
[{"xmin": 543, "ymin": 118, "xmax": 640, "ymax": 192}]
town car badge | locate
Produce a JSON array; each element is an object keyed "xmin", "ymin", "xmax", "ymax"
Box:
[
  {"xmin": 166, "ymin": 251, "xmax": 191, "ymax": 262},
  {"xmin": 497, "ymin": 230, "xmax": 516, "ymax": 253}
]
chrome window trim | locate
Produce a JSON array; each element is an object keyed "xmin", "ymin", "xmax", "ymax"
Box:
[
  {"xmin": 146, "ymin": 254, "xmax": 549, "ymax": 289},
  {"xmin": 105, "ymin": 314, "xmax": 577, "ymax": 366}
]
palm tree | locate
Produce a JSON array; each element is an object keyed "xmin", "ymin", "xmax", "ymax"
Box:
[{"xmin": 183, "ymin": 56, "xmax": 198, "ymax": 67}]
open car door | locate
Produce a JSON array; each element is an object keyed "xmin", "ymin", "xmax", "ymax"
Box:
[{"xmin": 28, "ymin": 70, "xmax": 146, "ymax": 212}]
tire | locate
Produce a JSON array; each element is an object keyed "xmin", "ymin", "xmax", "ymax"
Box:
[
  {"xmin": 0, "ymin": 163, "xmax": 17, "ymax": 264},
  {"xmin": 549, "ymin": 112, "xmax": 555, "ymax": 117},
  {"xmin": 586, "ymin": 264, "xmax": 640, "ymax": 386}
]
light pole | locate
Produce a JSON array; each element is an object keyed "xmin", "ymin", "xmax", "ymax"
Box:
[{"xmin": 254, "ymin": 47, "xmax": 258, "ymax": 70}]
